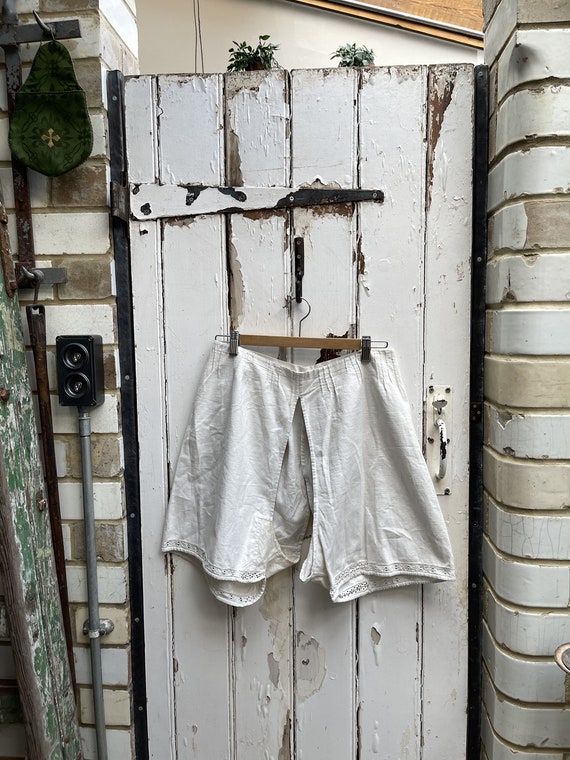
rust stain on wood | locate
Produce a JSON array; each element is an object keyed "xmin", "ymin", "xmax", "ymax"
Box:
[
  {"xmin": 301, "ymin": 201, "xmax": 354, "ymax": 219},
  {"xmin": 242, "ymin": 208, "xmax": 286, "ymax": 222},
  {"xmin": 316, "ymin": 331, "xmax": 349, "ymax": 363},
  {"xmin": 354, "ymin": 248, "xmax": 367, "ymax": 277}
]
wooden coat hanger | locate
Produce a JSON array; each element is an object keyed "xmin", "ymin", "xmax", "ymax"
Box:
[{"xmin": 216, "ymin": 332, "xmax": 389, "ymax": 362}]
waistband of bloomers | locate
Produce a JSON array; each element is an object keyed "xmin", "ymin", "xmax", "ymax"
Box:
[{"xmin": 209, "ymin": 338, "xmax": 397, "ymax": 379}]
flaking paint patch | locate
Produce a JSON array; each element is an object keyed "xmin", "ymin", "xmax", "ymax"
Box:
[
  {"xmin": 296, "ymin": 631, "xmax": 326, "ymax": 701},
  {"xmin": 427, "ymin": 68, "xmax": 458, "ymax": 211},
  {"xmin": 501, "ymin": 288, "xmax": 517, "ymax": 302},
  {"xmin": 496, "ymin": 410, "xmax": 524, "ymax": 429},
  {"xmin": 305, "ymin": 201, "xmax": 353, "ymax": 220},
  {"xmin": 259, "ymin": 572, "xmax": 292, "ymax": 694},
  {"xmin": 167, "ymin": 217, "xmax": 195, "ymax": 229},
  {"xmin": 259, "ymin": 574, "xmax": 292, "ymax": 757},
  {"xmin": 278, "ymin": 709, "xmax": 291, "ymax": 760},
  {"xmin": 355, "ymin": 249, "xmax": 367, "ymax": 277},
  {"xmin": 226, "ymin": 128, "xmax": 244, "ymax": 188},
  {"xmin": 242, "ymin": 209, "xmax": 284, "ymax": 222},
  {"xmin": 371, "ymin": 624, "xmax": 382, "ymax": 667},
  {"xmin": 227, "ymin": 234, "xmax": 245, "ymax": 329},
  {"xmin": 565, "ymin": 674, "xmax": 570, "ymax": 702},
  {"xmin": 268, "ymin": 651, "xmax": 279, "ymax": 688}
]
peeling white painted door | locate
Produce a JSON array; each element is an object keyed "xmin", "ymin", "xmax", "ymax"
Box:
[{"xmin": 125, "ymin": 65, "xmax": 474, "ymax": 760}]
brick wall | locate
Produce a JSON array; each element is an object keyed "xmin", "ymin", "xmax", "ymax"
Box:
[
  {"xmin": 483, "ymin": 1, "xmax": 570, "ymax": 757},
  {"xmin": 0, "ymin": 1, "xmax": 137, "ymax": 757}
]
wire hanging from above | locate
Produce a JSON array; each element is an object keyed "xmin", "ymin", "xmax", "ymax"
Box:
[{"xmin": 193, "ymin": 0, "xmax": 204, "ymax": 73}]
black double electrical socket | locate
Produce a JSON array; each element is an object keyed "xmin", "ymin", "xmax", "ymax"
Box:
[{"xmin": 56, "ymin": 335, "xmax": 104, "ymax": 407}]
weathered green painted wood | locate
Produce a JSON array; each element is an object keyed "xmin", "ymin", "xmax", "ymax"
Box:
[{"xmin": 0, "ymin": 197, "xmax": 82, "ymax": 759}]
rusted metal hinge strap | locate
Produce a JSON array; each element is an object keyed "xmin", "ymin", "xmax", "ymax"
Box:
[
  {"xmin": 131, "ymin": 184, "xmax": 384, "ymax": 220},
  {"xmin": 0, "ymin": 199, "xmax": 17, "ymax": 298}
]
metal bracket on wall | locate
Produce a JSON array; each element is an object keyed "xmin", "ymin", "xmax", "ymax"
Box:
[
  {"xmin": 0, "ymin": 3, "xmax": 81, "ymax": 288},
  {"xmin": 0, "ymin": 191, "xmax": 16, "ymax": 297},
  {"xmin": 111, "ymin": 180, "xmax": 130, "ymax": 222}
]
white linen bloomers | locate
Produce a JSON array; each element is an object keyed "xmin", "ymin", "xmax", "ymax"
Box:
[{"xmin": 162, "ymin": 341, "xmax": 455, "ymax": 606}]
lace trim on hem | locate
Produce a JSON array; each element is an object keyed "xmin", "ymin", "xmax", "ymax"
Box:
[
  {"xmin": 162, "ymin": 539, "xmax": 265, "ymax": 583},
  {"xmin": 333, "ymin": 574, "xmax": 449, "ymax": 602},
  {"xmin": 330, "ymin": 561, "xmax": 456, "ymax": 601}
]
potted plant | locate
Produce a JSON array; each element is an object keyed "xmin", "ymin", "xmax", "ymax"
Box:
[
  {"xmin": 227, "ymin": 34, "xmax": 280, "ymax": 71},
  {"xmin": 331, "ymin": 43, "xmax": 375, "ymax": 67}
]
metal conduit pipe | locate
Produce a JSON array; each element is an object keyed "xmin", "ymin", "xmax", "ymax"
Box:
[{"xmin": 78, "ymin": 407, "xmax": 111, "ymax": 760}]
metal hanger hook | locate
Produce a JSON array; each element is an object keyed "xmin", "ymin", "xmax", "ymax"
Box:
[
  {"xmin": 33, "ymin": 10, "xmax": 56, "ymax": 39},
  {"xmin": 297, "ymin": 297, "xmax": 312, "ymax": 337}
]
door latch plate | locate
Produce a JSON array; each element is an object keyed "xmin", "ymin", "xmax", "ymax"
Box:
[{"xmin": 425, "ymin": 385, "xmax": 452, "ymax": 495}]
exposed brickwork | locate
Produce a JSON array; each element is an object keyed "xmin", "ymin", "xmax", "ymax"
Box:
[
  {"xmin": 0, "ymin": 1, "xmax": 137, "ymax": 757},
  {"xmin": 483, "ymin": 1, "xmax": 570, "ymax": 756}
]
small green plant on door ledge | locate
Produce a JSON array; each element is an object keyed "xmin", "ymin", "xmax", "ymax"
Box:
[
  {"xmin": 227, "ymin": 34, "xmax": 280, "ymax": 71},
  {"xmin": 331, "ymin": 43, "xmax": 375, "ymax": 67}
]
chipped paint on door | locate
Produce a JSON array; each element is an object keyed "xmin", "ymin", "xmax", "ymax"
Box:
[{"xmin": 126, "ymin": 65, "xmax": 474, "ymax": 759}]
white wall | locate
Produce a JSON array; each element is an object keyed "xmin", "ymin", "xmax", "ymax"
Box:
[{"xmin": 136, "ymin": 0, "xmax": 482, "ymax": 74}]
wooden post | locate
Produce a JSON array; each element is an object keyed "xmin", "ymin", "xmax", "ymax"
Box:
[{"xmin": 0, "ymin": 193, "xmax": 82, "ymax": 758}]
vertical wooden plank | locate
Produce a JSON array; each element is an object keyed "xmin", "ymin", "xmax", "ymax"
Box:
[
  {"xmin": 162, "ymin": 219, "xmax": 232, "ymax": 760},
  {"xmin": 291, "ymin": 67, "xmax": 356, "ymax": 188},
  {"xmin": 225, "ymin": 70, "xmax": 290, "ymax": 188},
  {"xmin": 125, "ymin": 75, "xmax": 175, "ymax": 759},
  {"xmin": 356, "ymin": 65, "xmax": 428, "ymax": 760},
  {"xmin": 124, "ymin": 76, "xmax": 157, "ymax": 184},
  {"xmin": 158, "ymin": 74, "xmax": 232, "ymax": 760},
  {"xmin": 0, "ymin": 198, "xmax": 81, "ymax": 759},
  {"xmin": 224, "ymin": 70, "xmax": 294, "ymax": 760},
  {"xmin": 158, "ymin": 74, "xmax": 224, "ymax": 186},
  {"xmin": 358, "ymin": 66, "xmax": 428, "ymax": 423},
  {"xmin": 290, "ymin": 67, "xmax": 359, "ymax": 759},
  {"xmin": 130, "ymin": 216, "xmax": 174, "ymax": 759},
  {"xmin": 228, "ymin": 209, "xmax": 292, "ymax": 759},
  {"xmin": 422, "ymin": 64, "xmax": 473, "ymax": 759}
]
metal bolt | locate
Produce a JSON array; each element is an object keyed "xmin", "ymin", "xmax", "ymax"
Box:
[
  {"xmin": 82, "ymin": 618, "xmax": 115, "ymax": 637},
  {"xmin": 427, "ymin": 437, "xmax": 434, "ymax": 444},
  {"xmin": 0, "ymin": 387, "xmax": 10, "ymax": 403},
  {"xmin": 444, "ymin": 488, "xmax": 451, "ymax": 495}
]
